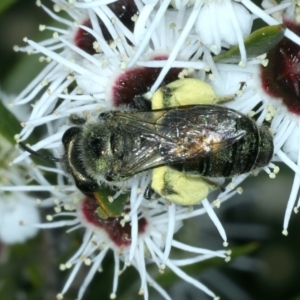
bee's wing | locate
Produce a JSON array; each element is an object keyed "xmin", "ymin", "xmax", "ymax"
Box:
[
  {"xmin": 111, "ymin": 110, "xmax": 175, "ymax": 178},
  {"xmin": 112, "ymin": 105, "xmax": 247, "ymax": 177}
]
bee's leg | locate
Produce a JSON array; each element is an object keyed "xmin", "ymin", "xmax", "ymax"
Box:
[
  {"xmin": 69, "ymin": 114, "xmax": 87, "ymax": 125},
  {"xmin": 131, "ymin": 94, "xmax": 152, "ymax": 111},
  {"xmin": 144, "ymin": 185, "xmax": 156, "ymax": 200}
]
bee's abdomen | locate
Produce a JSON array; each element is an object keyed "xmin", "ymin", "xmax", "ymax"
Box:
[
  {"xmin": 254, "ymin": 126, "xmax": 274, "ymax": 168},
  {"xmin": 174, "ymin": 118, "xmax": 273, "ymax": 177},
  {"xmin": 199, "ymin": 128, "xmax": 260, "ymax": 177}
]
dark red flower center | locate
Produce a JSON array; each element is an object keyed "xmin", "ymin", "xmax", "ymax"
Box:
[
  {"xmin": 81, "ymin": 197, "xmax": 147, "ymax": 247},
  {"xmin": 111, "ymin": 56, "xmax": 182, "ymax": 107},
  {"xmin": 260, "ymin": 16, "xmax": 300, "ymax": 115},
  {"xmin": 74, "ymin": 0, "xmax": 138, "ymax": 54}
]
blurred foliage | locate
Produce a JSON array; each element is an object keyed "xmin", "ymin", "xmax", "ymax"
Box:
[
  {"xmin": 0, "ymin": 101, "xmax": 22, "ymax": 144},
  {"xmin": 0, "ymin": 238, "xmax": 44, "ymax": 300},
  {"xmin": 0, "ymin": 0, "xmax": 17, "ymax": 14},
  {"xmin": 0, "ymin": 0, "xmax": 53, "ymax": 92}
]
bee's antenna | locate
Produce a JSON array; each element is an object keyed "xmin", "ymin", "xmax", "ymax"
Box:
[{"xmin": 19, "ymin": 142, "xmax": 61, "ymax": 162}]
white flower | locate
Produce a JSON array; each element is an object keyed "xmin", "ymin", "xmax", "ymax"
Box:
[
  {"xmin": 29, "ymin": 176, "xmax": 228, "ymax": 300},
  {"xmin": 0, "ymin": 193, "xmax": 40, "ymax": 244}
]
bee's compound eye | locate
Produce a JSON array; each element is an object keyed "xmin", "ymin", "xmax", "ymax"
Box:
[{"xmin": 62, "ymin": 127, "xmax": 82, "ymax": 145}]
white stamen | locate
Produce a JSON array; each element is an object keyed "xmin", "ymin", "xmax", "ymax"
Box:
[{"xmin": 202, "ymin": 199, "xmax": 227, "ymax": 243}]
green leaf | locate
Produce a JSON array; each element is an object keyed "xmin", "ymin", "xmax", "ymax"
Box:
[
  {"xmin": 0, "ymin": 0, "xmax": 17, "ymax": 14},
  {"xmin": 214, "ymin": 24, "xmax": 286, "ymax": 63},
  {"xmin": 0, "ymin": 100, "xmax": 21, "ymax": 144},
  {"xmin": 94, "ymin": 187, "xmax": 129, "ymax": 218}
]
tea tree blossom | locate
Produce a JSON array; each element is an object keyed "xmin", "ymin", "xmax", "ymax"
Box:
[{"xmin": 0, "ymin": 182, "xmax": 40, "ymax": 244}]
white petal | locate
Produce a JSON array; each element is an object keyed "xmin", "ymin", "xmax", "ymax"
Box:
[{"xmin": 195, "ymin": 2, "xmax": 253, "ymax": 47}]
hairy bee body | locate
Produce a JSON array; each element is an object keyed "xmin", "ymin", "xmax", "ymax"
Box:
[{"xmin": 61, "ymin": 104, "xmax": 273, "ymax": 194}]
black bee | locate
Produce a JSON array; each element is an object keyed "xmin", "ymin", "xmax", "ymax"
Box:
[{"xmin": 20, "ymin": 104, "xmax": 274, "ymax": 197}]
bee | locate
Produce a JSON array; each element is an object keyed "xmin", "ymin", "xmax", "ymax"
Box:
[{"xmin": 19, "ymin": 79, "xmax": 274, "ymax": 207}]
